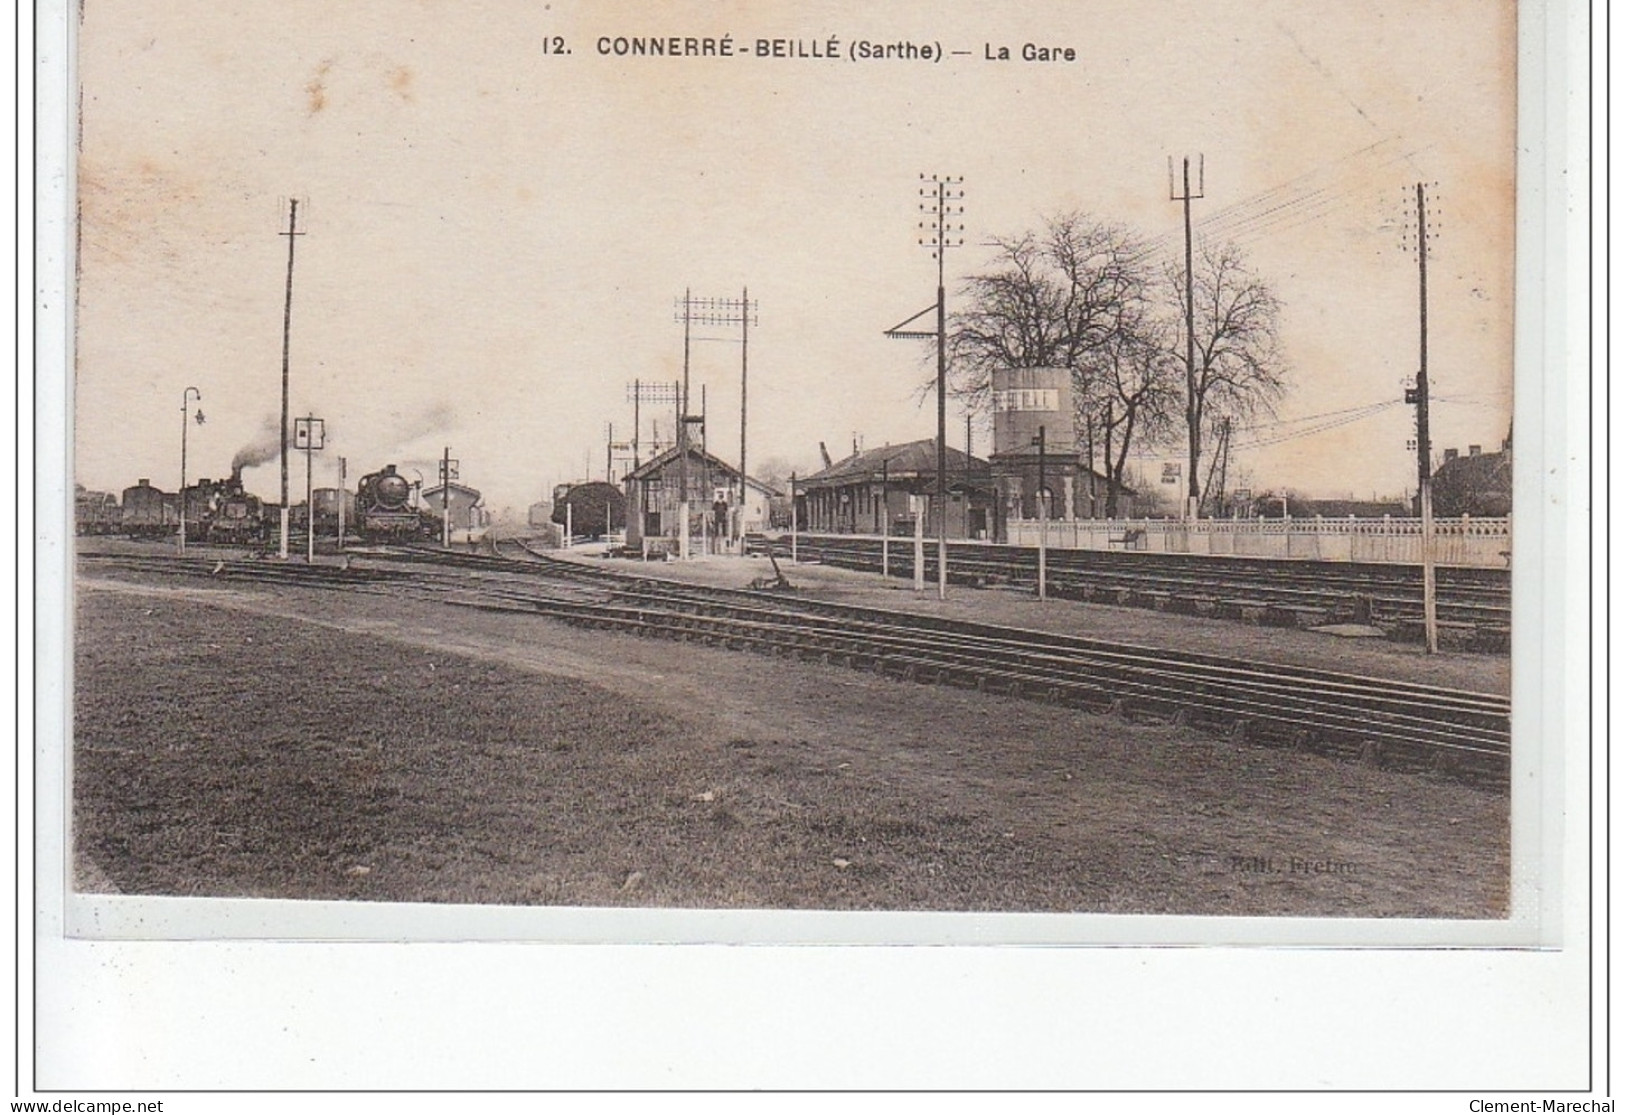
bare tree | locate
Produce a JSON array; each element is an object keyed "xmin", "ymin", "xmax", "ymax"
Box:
[
  {"xmin": 1167, "ymin": 240, "xmax": 1287, "ymax": 515},
  {"xmin": 946, "ymin": 213, "xmax": 1147, "ymax": 410},
  {"xmin": 1086, "ymin": 312, "xmax": 1183, "ymax": 517}
]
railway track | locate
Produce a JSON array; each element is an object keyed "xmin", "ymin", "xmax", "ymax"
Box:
[
  {"xmin": 77, "ymin": 545, "xmax": 1512, "ymax": 785},
  {"xmin": 761, "ymin": 533, "xmax": 1511, "ymax": 651}
]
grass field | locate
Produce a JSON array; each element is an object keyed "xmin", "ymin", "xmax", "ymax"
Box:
[{"xmin": 72, "ymin": 577, "xmax": 1510, "ymax": 916}]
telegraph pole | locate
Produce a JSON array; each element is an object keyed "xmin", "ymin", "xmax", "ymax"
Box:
[
  {"xmin": 1169, "ymin": 156, "xmax": 1205, "ymax": 519},
  {"xmin": 1404, "ymin": 182, "xmax": 1441, "ymax": 654},
  {"xmin": 337, "ymin": 455, "xmax": 347, "ymax": 550},
  {"xmin": 927, "ymin": 176, "xmax": 960, "ymax": 599},
  {"xmin": 277, "ymin": 197, "xmax": 304, "ymax": 559},
  {"xmin": 885, "ymin": 174, "xmax": 963, "ymax": 600},
  {"xmin": 677, "ymin": 291, "xmax": 757, "ymax": 549},
  {"xmin": 178, "ymin": 386, "xmax": 201, "ymax": 554},
  {"xmin": 880, "ymin": 456, "xmax": 891, "ymax": 578},
  {"xmin": 677, "ymin": 291, "xmax": 693, "ymax": 559},
  {"xmin": 1214, "ymin": 417, "xmax": 1233, "ymax": 515},
  {"xmin": 439, "ymin": 446, "xmax": 459, "ymax": 549},
  {"xmin": 964, "ymin": 408, "xmax": 973, "ymax": 515},
  {"xmin": 739, "ymin": 286, "xmax": 750, "ymax": 537},
  {"xmin": 1034, "ymin": 425, "xmax": 1048, "ymax": 600}
]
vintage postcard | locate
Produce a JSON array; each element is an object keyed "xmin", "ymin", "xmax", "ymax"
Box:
[
  {"xmin": 35, "ymin": 0, "xmax": 1595, "ymax": 1087},
  {"xmin": 57, "ymin": 0, "xmax": 1546, "ymax": 938}
]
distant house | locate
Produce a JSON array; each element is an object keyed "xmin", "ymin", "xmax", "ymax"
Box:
[{"xmin": 1430, "ymin": 445, "xmax": 1512, "ymax": 517}]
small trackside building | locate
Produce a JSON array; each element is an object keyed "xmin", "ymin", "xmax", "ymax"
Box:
[
  {"xmin": 420, "ymin": 481, "xmax": 490, "ymax": 537},
  {"xmin": 796, "ymin": 439, "xmax": 997, "ymax": 540},
  {"xmin": 623, "ymin": 446, "xmax": 781, "ymax": 554}
]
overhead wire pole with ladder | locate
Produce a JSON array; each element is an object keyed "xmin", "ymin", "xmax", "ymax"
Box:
[{"xmin": 885, "ymin": 174, "xmax": 963, "ymax": 601}]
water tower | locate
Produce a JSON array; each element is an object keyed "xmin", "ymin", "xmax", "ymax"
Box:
[{"xmin": 987, "ymin": 366, "xmax": 1083, "ymax": 534}]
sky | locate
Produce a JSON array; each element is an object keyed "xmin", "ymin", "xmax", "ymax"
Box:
[{"xmin": 69, "ymin": 0, "xmax": 1517, "ymax": 515}]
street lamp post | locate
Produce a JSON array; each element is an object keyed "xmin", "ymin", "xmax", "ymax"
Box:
[{"xmin": 178, "ymin": 386, "xmax": 202, "ymax": 554}]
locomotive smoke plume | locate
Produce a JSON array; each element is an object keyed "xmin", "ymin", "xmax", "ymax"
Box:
[
  {"xmin": 230, "ymin": 417, "xmax": 295, "ymax": 472},
  {"xmin": 395, "ymin": 402, "xmax": 457, "ymax": 442}
]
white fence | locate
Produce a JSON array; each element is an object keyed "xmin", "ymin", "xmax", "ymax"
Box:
[{"xmin": 1003, "ymin": 516, "xmax": 1512, "ymax": 568}]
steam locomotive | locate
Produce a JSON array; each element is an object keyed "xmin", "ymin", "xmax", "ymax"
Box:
[
  {"xmin": 353, "ymin": 464, "xmax": 440, "ymax": 541},
  {"xmin": 108, "ymin": 470, "xmax": 271, "ymax": 544},
  {"xmin": 189, "ymin": 469, "xmax": 270, "ymax": 544}
]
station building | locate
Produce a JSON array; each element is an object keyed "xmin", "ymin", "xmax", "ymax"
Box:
[
  {"xmin": 420, "ymin": 480, "xmax": 490, "ymax": 535},
  {"xmin": 623, "ymin": 446, "xmax": 781, "ymax": 554},
  {"xmin": 796, "ymin": 439, "xmax": 996, "ymax": 540}
]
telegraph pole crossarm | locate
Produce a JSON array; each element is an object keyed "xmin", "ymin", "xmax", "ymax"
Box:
[{"xmin": 626, "ymin": 380, "xmax": 682, "ymax": 469}]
